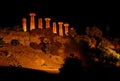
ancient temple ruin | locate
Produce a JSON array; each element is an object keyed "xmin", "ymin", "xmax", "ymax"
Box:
[{"xmin": 22, "ymin": 13, "xmax": 70, "ymax": 36}]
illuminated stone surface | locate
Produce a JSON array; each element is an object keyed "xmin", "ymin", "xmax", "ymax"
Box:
[
  {"xmin": 38, "ymin": 18, "xmax": 43, "ymax": 29},
  {"xmin": 29, "ymin": 13, "xmax": 36, "ymax": 31},
  {"xmin": 52, "ymin": 22, "xmax": 57, "ymax": 34},
  {"xmin": 58, "ymin": 22, "xmax": 63, "ymax": 36},
  {"xmin": 22, "ymin": 18, "xmax": 27, "ymax": 32},
  {"xmin": 64, "ymin": 23, "xmax": 69, "ymax": 36},
  {"xmin": 45, "ymin": 18, "xmax": 51, "ymax": 29}
]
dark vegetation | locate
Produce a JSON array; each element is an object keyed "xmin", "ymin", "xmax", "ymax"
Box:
[
  {"xmin": 0, "ymin": 57, "xmax": 120, "ymax": 81},
  {"xmin": 1, "ymin": 26, "xmax": 120, "ymax": 80}
]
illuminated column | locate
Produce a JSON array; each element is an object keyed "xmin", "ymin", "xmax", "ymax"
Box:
[
  {"xmin": 52, "ymin": 22, "xmax": 57, "ymax": 34},
  {"xmin": 38, "ymin": 18, "xmax": 43, "ymax": 29},
  {"xmin": 58, "ymin": 22, "xmax": 63, "ymax": 36},
  {"xmin": 22, "ymin": 18, "xmax": 27, "ymax": 32},
  {"xmin": 45, "ymin": 18, "xmax": 51, "ymax": 29},
  {"xmin": 64, "ymin": 23, "xmax": 69, "ymax": 36},
  {"xmin": 29, "ymin": 13, "xmax": 36, "ymax": 31}
]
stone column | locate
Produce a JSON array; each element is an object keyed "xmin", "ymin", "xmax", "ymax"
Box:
[
  {"xmin": 29, "ymin": 13, "xmax": 36, "ymax": 31},
  {"xmin": 22, "ymin": 18, "xmax": 27, "ymax": 32},
  {"xmin": 58, "ymin": 22, "xmax": 63, "ymax": 36},
  {"xmin": 52, "ymin": 22, "xmax": 57, "ymax": 34},
  {"xmin": 45, "ymin": 18, "xmax": 51, "ymax": 29},
  {"xmin": 38, "ymin": 18, "xmax": 43, "ymax": 29},
  {"xmin": 64, "ymin": 23, "xmax": 69, "ymax": 36}
]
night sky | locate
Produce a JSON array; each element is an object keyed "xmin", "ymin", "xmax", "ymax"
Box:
[{"xmin": 0, "ymin": 0, "xmax": 119, "ymax": 37}]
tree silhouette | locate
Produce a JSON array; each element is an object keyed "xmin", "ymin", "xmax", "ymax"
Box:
[
  {"xmin": 85, "ymin": 26, "xmax": 103, "ymax": 39},
  {"xmin": 59, "ymin": 57, "xmax": 85, "ymax": 81}
]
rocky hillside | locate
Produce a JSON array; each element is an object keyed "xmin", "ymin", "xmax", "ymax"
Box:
[
  {"xmin": 0, "ymin": 26, "xmax": 120, "ymax": 73},
  {"xmin": 0, "ymin": 27, "xmax": 87, "ymax": 73}
]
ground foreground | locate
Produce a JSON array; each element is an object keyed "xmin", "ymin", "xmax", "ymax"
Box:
[{"xmin": 0, "ymin": 65, "xmax": 120, "ymax": 81}]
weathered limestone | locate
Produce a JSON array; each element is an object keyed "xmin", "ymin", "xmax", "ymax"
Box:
[
  {"xmin": 29, "ymin": 13, "xmax": 36, "ymax": 31},
  {"xmin": 52, "ymin": 22, "xmax": 57, "ymax": 34},
  {"xmin": 3, "ymin": 31, "xmax": 30, "ymax": 46},
  {"xmin": 58, "ymin": 22, "xmax": 63, "ymax": 36},
  {"xmin": 38, "ymin": 18, "xmax": 43, "ymax": 29},
  {"xmin": 45, "ymin": 18, "xmax": 51, "ymax": 29},
  {"xmin": 22, "ymin": 18, "xmax": 27, "ymax": 32},
  {"xmin": 21, "ymin": 13, "xmax": 72, "ymax": 37},
  {"xmin": 64, "ymin": 23, "xmax": 69, "ymax": 36}
]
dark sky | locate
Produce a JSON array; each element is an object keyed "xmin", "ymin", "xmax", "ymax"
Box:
[{"xmin": 0, "ymin": 0, "xmax": 120, "ymax": 36}]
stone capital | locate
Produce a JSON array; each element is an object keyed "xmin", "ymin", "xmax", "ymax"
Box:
[{"xmin": 29, "ymin": 13, "xmax": 36, "ymax": 16}]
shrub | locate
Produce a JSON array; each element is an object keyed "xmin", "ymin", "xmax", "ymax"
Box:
[
  {"xmin": 11, "ymin": 39, "xmax": 20, "ymax": 46},
  {"xmin": 0, "ymin": 38, "xmax": 5, "ymax": 47}
]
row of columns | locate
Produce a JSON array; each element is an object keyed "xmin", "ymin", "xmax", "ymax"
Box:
[{"xmin": 22, "ymin": 13, "xmax": 69, "ymax": 36}]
